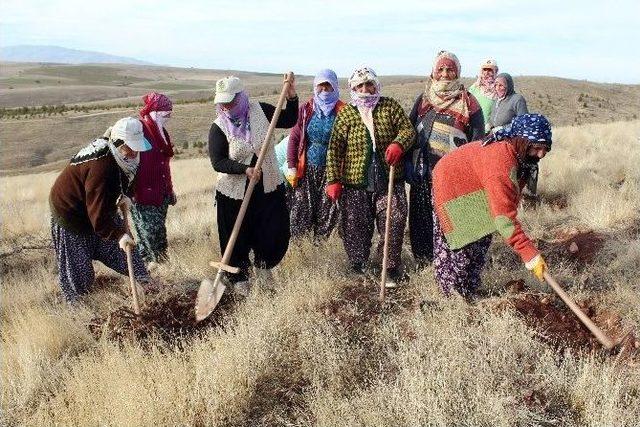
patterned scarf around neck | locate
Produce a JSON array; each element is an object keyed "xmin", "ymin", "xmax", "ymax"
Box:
[
  {"xmin": 350, "ymin": 90, "xmax": 381, "ymax": 110},
  {"xmin": 70, "ymin": 134, "xmax": 139, "ymax": 183},
  {"xmin": 420, "ymin": 77, "xmax": 470, "ymax": 127},
  {"xmin": 216, "ymin": 91, "xmax": 251, "ymax": 143},
  {"xmin": 472, "ymin": 74, "xmax": 498, "ymax": 100}
]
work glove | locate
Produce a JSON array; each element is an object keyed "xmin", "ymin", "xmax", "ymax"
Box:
[
  {"xmin": 385, "ymin": 143, "xmax": 404, "ymax": 166},
  {"xmin": 325, "ymin": 182, "xmax": 343, "ymax": 203},
  {"xmin": 285, "ymin": 167, "xmax": 298, "ymax": 188},
  {"xmin": 117, "ymin": 194, "xmax": 132, "ymax": 211},
  {"xmin": 168, "ymin": 191, "xmax": 177, "ymax": 206},
  {"xmin": 118, "ymin": 233, "xmax": 135, "ymax": 251},
  {"xmin": 525, "ymin": 255, "xmax": 547, "ymax": 282}
]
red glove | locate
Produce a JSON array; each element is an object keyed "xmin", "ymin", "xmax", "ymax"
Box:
[
  {"xmin": 385, "ymin": 143, "xmax": 403, "ymax": 165},
  {"xmin": 325, "ymin": 182, "xmax": 342, "ymax": 203}
]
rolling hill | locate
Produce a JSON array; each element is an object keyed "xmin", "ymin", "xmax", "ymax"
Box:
[{"xmin": 0, "ymin": 62, "xmax": 639, "ymax": 175}]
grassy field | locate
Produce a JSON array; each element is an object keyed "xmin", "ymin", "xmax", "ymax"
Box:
[{"xmin": 1, "ymin": 118, "xmax": 639, "ymax": 425}]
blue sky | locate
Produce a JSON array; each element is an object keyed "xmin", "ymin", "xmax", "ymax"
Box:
[{"xmin": 1, "ymin": 0, "xmax": 638, "ymax": 83}]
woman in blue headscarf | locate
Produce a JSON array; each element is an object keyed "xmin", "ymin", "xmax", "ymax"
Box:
[{"xmin": 286, "ymin": 69, "xmax": 345, "ymax": 239}]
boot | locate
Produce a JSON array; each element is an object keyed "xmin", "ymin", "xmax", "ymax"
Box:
[
  {"xmin": 348, "ymin": 262, "xmax": 365, "ymax": 275},
  {"xmin": 385, "ymin": 267, "xmax": 409, "ymax": 289}
]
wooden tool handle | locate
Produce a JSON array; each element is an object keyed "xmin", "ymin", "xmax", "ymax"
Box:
[
  {"xmin": 379, "ymin": 165, "xmax": 395, "ymax": 301},
  {"xmin": 125, "ymin": 245, "xmax": 141, "ymax": 315},
  {"xmin": 544, "ymin": 272, "xmax": 614, "ymax": 349}
]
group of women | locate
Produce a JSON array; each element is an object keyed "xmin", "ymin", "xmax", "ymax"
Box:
[{"xmin": 50, "ymin": 49, "xmax": 550, "ymax": 304}]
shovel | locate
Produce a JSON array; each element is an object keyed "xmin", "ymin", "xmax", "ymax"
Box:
[
  {"xmin": 544, "ymin": 271, "xmax": 615, "ymax": 350},
  {"xmin": 195, "ymin": 72, "xmax": 295, "ymax": 322},
  {"xmin": 379, "ymin": 165, "xmax": 395, "ymax": 301}
]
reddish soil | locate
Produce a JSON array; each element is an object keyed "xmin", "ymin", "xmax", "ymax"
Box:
[
  {"xmin": 322, "ymin": 276, "xmax": 415, "ymax": 334},
  {"xmin": 496, "ymin": 281, "xmax": 639, "ymax": 362},
  {"xmin": 537, "ymin": 229, "xmax": 606, "ymax": 266},
  {"xmin": 88, "ymin": 287, "xmax": 236, "ymax": 344}
]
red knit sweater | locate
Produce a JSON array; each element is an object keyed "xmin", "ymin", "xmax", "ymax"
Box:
[
  {"xmin": 133, "ymin": 117, "xmax": 174, "ymax": 206},
  {"xmin": 432, "ymin": 141, "xmax": 539, "ymax": 263}
]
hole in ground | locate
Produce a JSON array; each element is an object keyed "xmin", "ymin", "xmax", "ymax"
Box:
[
  {"xmin": 496, "ymin": 280, "xmax": 639, "ymax": 363},
  {"xmin": 88, "ymin": 286, "xmax": 237, "ymax": 344}
]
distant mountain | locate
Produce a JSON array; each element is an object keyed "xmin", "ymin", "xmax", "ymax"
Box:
[{"xmin": 0, "ymin": 45, "xmax": 154, "ymax": 65}]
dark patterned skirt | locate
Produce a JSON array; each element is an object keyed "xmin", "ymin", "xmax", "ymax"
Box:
[
  {"xmin": 432, "ymin": 209, "xmax": 492, "ymax": 298},
  {"xmin": 130, "ymin": 197, "xmax": 170, "ymax": 263},
  {"xmin": 339, "ymin": 182, "xmax": 407, "ymax": 270},
  {"xmin": 289, "ymin": 165, "xmax": 338, "ymax": 239},
  {"xmin": 408, "ymin": 178, "xmax": 434, "ymax": 263},
  {"xmin": 51, "ymin": 218, "xmax": 149, "ymax": 302}
]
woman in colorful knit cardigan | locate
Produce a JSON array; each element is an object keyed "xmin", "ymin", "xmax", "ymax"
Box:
[
  {"xmin": 405, "ymin": 51, "xmax": 485, "ymax": 266},
  {"xmin": 325, "ymin": 66, "xmax": 415, "ymax": 288},
  {"xmin": 431, "ymin": 114, "xmax": 552, "ymax": 299}
]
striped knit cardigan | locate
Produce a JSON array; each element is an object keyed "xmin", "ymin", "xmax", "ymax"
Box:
[{"xmin": 326, "ymin": 97, "xmax": 415, "ymax": 187}]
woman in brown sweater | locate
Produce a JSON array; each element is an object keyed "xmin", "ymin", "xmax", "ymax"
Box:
[{"xmin": 49, "ymin": 117, "xmax": 152, "ymax": 302}]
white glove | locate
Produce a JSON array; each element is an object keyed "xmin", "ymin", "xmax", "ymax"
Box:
[
  {"xmin": 117, "ymin": 194, "xmax": 132, "ymax": 211},
  {"xmin": 118, "ymin": 233, "xmax": 135, "ymax": 251}
]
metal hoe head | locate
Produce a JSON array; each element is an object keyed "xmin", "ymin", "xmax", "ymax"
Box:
[{"xmin": 195, "ymin": 273, "xmax": 226, "ymax": 322}]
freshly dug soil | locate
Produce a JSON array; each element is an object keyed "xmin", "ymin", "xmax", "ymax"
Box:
[
  {"xmin": 322, "ymin": 275, "xmax": 415, "ymax": 333},
  {"xmin": 497, "ymin": 280, "xmax": 639, "ymax": 362},
  {"xmin": 88, "ymin": 287, "xmax": 236, "ymax": 343},
  {"xmin": 537, "ymin": 230, "xmax": 606, "ymax": 266}
]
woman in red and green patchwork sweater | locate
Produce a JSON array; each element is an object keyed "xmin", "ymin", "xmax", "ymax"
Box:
[{"xmin": 431, "ymin": 113, "xmax": 552, "ymax": 299}]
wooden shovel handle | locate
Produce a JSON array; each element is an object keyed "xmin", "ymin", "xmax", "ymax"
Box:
[
  {"xmin": 379, "ymin": 165, "xmax": 395, "ymax": 301},
  {"xmin": 120, "ymin": 205, "xmax": 140, "ymax": 315},
  {"xmin": 543, "ymin": 271, "xmax": 615, "ymax": 349},
  {"xmin": 125, "ymin": 245, "xmax": 141, "ymax": 315}
]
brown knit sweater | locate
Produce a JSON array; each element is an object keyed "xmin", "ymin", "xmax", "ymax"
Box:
[{"xmin": 49, "ymin": 154, "xmax": 127, "ymax": 240}]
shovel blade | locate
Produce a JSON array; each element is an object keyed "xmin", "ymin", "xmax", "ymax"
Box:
[{"xmin": 195, "ymin": 277, "xmax": 226, "ymax": 322}]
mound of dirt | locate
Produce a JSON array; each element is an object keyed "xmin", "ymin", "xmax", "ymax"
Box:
[
  {"xmin": 88, "ymin": 288, "xmax": 236, "ymax": 344},
  {"xmin": 322, "ymin": 276, "xmax": 415, "ymax": 333},
  {"xmin": 538, "ymin": 229, "xmax": 606, "ymax": 266},
  {"xmin": 496, "ymin": 281, "xmax": 639, "ymax": 363}
]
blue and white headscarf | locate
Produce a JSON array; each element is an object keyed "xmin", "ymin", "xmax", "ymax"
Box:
[
  {"xmin": 484, "ymin": 113, "xmax": 552, "ymax": 150},
  {"xmin": 313, "ymin": 69, "xmax": 340, "ymax": 116}
]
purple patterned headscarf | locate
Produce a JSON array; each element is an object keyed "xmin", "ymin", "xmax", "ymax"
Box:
[
  {"xmin": 313, "ymin": 69, "xmax": 340, "ymax": 116},
  {"xmin": 216, "ymin": 91, "xmax": 251, "ymax": 142},
  {"xmin": 348, "ymin": 66, "xmax": 381, "ymax": 109}
]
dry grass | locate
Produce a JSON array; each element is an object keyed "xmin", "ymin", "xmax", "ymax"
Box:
[{"xmin": 1, "ymin": 120, "xmax": 639, "ymax": 426}]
